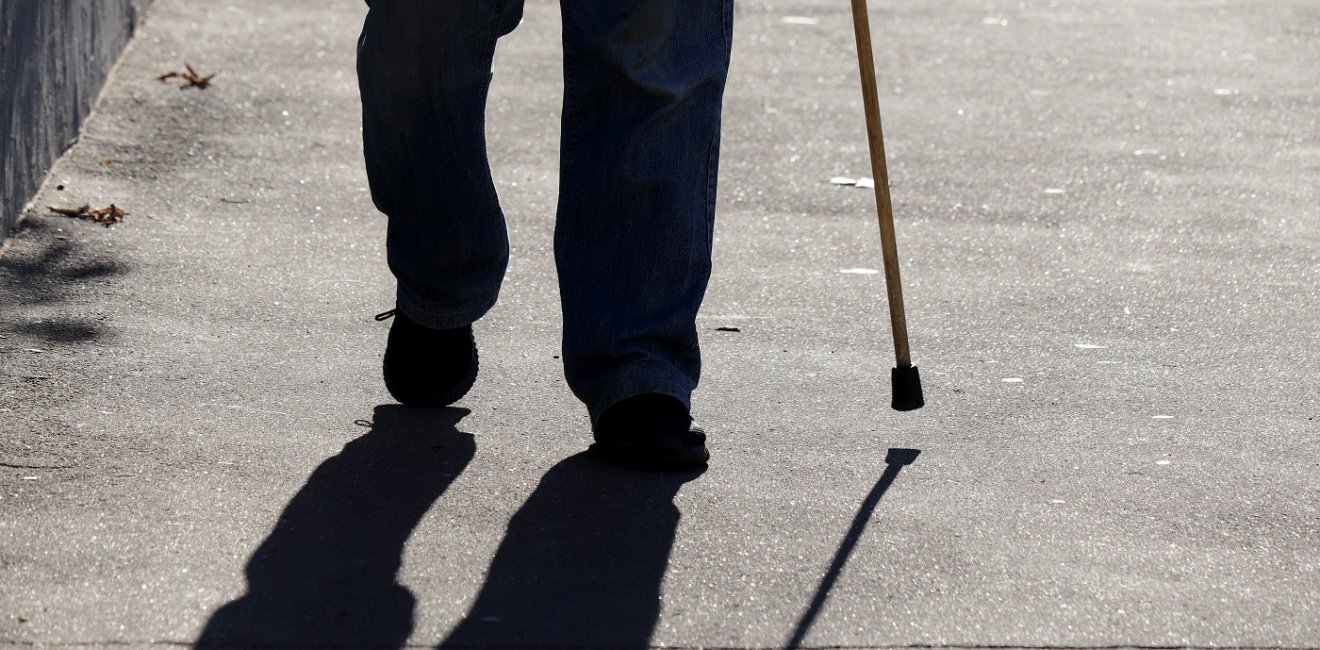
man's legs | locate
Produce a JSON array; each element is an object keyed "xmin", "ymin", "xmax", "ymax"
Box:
[
  {"xmin": 357, "ymin": 0, "xmax": 524, "ymax": 330},
  {"xmin": 555, "ymin": 0, "xmax": 735, "ymax": 425},
  {"xmin": 359, "ymin": 0, "xmax": 737, "ymax": 460}
]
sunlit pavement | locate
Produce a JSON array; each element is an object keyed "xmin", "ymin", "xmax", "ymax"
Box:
[{"xmin": 2, "ymin": 1, "xmax": 1318, "ymax": 647}]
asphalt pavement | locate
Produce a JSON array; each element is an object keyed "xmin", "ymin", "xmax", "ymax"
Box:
[{"xmin": 2, "ymin": 0, "xmax": 1318, "ymax": 647}]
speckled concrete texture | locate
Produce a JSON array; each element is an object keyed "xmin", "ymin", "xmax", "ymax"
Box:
[{"xmin": 1, "ymin": 0, "xmax": 1318, "ymax": 647}]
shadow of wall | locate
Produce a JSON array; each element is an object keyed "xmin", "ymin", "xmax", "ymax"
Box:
[{"xmin": 0, "ymin": 218, "xmax": 129, "ymax": 346}]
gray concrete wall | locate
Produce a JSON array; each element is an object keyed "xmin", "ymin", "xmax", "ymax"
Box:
[{"xmin": 1, "ymin": 0, "xmax": 152, "ymax": 241}]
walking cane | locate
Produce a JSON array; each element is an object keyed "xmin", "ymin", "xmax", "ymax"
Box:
[{"xmin": 849, "ymin": 0, "xmax": 923, "ymax": 410}]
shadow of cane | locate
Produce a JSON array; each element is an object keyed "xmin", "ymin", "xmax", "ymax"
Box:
[{"xmin": 785, "ymin": 448, "xmax": 922, "ymax": 649}]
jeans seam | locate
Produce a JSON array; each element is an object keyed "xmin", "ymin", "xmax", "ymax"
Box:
[
  {"xmin": 479, "ymin": 0, "xmax": 511, "ymax": 222},
  {"xmin": 559, "ymin": 0, "xmax": 581, "ymax": 170},
  {"xmin": 699, "ymin": 0, "xmax": 734, "ymax": 285}
]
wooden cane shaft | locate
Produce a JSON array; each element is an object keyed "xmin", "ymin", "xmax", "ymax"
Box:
[{"xmin": 849, "ymin": 0, "xmax": 911, "ymax": 368}]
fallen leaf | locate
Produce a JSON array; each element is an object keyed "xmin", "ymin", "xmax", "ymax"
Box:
[
  {"xmin": 158, "ymin": 63, "xmax": 216, "ymax": 89},
  {"xmin": 47, "ymin": 203, "xmax": 127, "ymax": 226}
]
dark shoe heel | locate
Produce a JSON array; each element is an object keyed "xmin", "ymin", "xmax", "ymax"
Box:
[{"xmin": 591, "ymin": 394, "xmax": 709, "ymax": 469}]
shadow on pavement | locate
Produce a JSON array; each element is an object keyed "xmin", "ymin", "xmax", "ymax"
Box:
[
  {"xmin": 0, "ymin": 218, "xmax": 128, "ymax": 345},
  {"xmin": 195, "ymin": 405, "xmax": 474, "ymax": 649},
  {"xmin": 439, "ymin": 452, "xmax": 705, "ymax": 649},
  {"xmin": 785, "ymin": 447, "xmax": 922, "ymax": 649}
]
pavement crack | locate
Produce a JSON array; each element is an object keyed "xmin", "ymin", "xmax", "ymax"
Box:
[
  {"xmin": 766, "ymin": 646, "xmax": 1320, "ymax": 650},
  {"xmin": 0, "ymin": 462, "xmax": 74, "ymax": 470},
  {"xmin": 579, "ymin": 645, "xmax": 1320, "ymax": 650},
  {"xmin": 1, "ymin": 642, "xmax": 1314, "ymax": 650}
]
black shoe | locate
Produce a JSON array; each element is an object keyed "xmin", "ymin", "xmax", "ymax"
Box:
[
  {"xmin": 590, "ymin": 394, "xmax": 709, "ymax": 469},
  {"xmin": 376, "ymin": 309, "xmax": 478, "ymax": 407}
]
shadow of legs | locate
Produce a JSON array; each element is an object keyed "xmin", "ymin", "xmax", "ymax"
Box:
[
  {"xmin": 196, "ymin": 405, "xmax": 475, "ymax": 648},
  {"xmin": 440, "ymin": 453, "xmax": 704, "ymax": 649}
]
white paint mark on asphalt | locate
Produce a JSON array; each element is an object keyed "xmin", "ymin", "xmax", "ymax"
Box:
[
  {"xmin": 1074, "ymin": 343, "xmax": 1108, "ymax": 349},
  {"xmin": 1050, "ymin": 499, "xmax": 1066, "ymax": 504},
  {"xmin": 1002, "ymin": 377, "xmax": 1024, "ymax": 383},
  {"xmin": 782, "ymin": 16, "xmax": 819, "ymax": 25},
  {"xmin": 1152, "ymin": 415, "xmax": 1175, "ymax": 419},
  {"xmin": 1155, "ymin": 459, "xmax": 1172, "ymax": 465},
  {"xmin": 839, "ymin": 268, "xmax": 880, "ymax": 275},
  {"xmin": 22, "ymin": 476, "xmax": 38, "ymax": 481},
  {"xmin": 832, "ymin": 176, "xmax": 876, "ymax": 188},
  {"xmin": 25, "ymin": 349, "xmax": 45, "ymax": 354},
  {"xmin": 982, "ymin": 17, "xmax": 1009, "ymax": 26},
  {"xmin": 1213, "ymin": 88, "xmax": 1238, "ymax": 96},
  {"xmin": 1044, "ymin": 188, "xmax": 1066, "ymax": 195}
]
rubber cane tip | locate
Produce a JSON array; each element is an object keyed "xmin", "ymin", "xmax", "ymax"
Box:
[{"xmin": 890, "ymin": 364, "xmax": 924, "ymax": 411}]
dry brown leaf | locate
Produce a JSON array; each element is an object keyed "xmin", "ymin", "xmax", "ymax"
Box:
[
  {"xmin": 47, "ymin": 203, "xmax": 127, "ymax": 227},
  {"xmin": 157, "ymin": 63, "xmax": 216, "ymax": 89}
]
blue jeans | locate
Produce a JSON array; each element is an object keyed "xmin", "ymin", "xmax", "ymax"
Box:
[{"xmin": 357, "ymin": 1, "xmax": 734, "ymax": 423}]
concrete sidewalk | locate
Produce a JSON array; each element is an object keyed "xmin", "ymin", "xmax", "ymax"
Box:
[{"xmin": 2, "ymin": 0, "xmax": 1318, "ymax": 647}]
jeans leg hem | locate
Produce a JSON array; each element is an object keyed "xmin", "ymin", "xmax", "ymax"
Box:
[
  {"xmin": 395, "ymin": 288, "xmax": 496, "ymax": 330},
  {"xmin": 586, "ymin": 381, "xmax": 695, "ymax": 427}
]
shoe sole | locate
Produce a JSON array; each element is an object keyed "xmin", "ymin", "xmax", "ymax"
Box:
[{"xmin": 589, "ymin": 437, "xmax": 710, "ymax": 470}]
